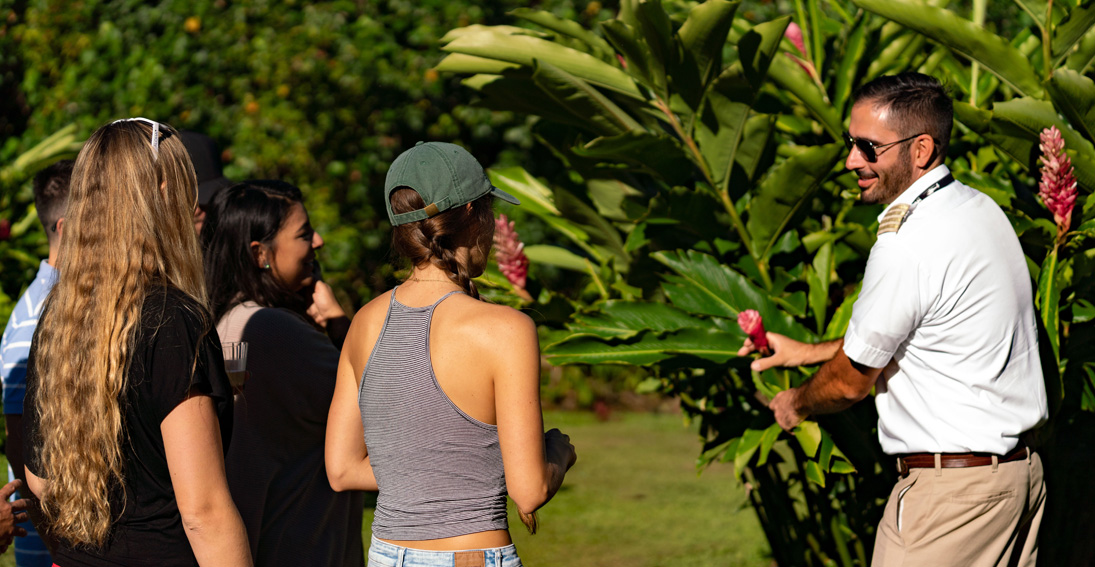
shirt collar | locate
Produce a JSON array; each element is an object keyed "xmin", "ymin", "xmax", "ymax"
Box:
[
  {"xmin": 877, "ymin": 164, "xmax": 952, "ymax": 222},
  {"xmin": 37, "ymin": 259, "xmax": 58, "ymax": 286}
]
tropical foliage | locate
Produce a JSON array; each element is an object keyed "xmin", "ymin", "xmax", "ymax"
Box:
[
  {"xmin": 439, "ymin": 0, "xmax": 1095, "ymax": 564},
  {"xmin": 0, "ymin": 0, "xmax": 611, "ymax": 321}
]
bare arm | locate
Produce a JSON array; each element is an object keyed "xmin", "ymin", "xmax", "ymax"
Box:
[
  {"xmin": 325, "ymin": 320, "xmax": 377, "ymax": 492},
  {"xmin": 739, "ymin": 333, "xmax": 880, "ymax": 430},
  {"xmin": 493, "ymin": 313, "xmax": 576, "ymax": 517},
  {"xmin": 23, "ymin": 469, "xmax": 43, "ymax": 501},
  {"xmin": 769, "ymin": 349, "xmax": 882, "ymax": 430},
  {"xmin": 162, "ymin": 391, "xmax": 252, "ymax": 567},
  {"xmin": 738, "ymin": 333, "xmax": 845, "ymax": 371}
]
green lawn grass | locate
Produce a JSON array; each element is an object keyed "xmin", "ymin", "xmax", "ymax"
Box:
[{"xmin": 1, "ymin": 410, "xmax": 772, "ymax": 566}]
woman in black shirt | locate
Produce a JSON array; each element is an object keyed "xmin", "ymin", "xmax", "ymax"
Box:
[{"xmin": 23, "ymin": 119, "xmax": 251, "ymax": 566}]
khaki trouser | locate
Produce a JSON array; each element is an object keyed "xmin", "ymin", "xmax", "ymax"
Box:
[{"xmin": 872, "ymin": 451, "xmax": 1045, "ymax": 567}]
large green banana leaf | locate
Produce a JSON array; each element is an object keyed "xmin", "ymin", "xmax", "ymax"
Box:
[
  {"xmin": 545, "ymin": 326, "xmax": 745, "ymax": 365},
  {"xmin": 458, "ymin": 73, "xmax": 609, "ymax": 133},
  {"xmin": 678, "ymin": 0, "xmax": 740, "ymax": 91},
  {"xmin": 509, "ymin": 8, "xmax": 616, "ymax": 62},
  {"xmin": 654, "ymin": 249, "xmax": 814, "ymax": 340},
  {"xmin": 441, "ymin": 27, "xmax": 643, "ymax": 99},
  {"xmin": 573, "ymin": 131, "xmax": 695, "ymax": 186},
  {"xmin": 767, "ymin": 55, "xmax": 842, "ymax": 138},
  {"xmin": 1053, "ymin": 2, "xmax": 1095, "ymax": 63},
  {"xmin": 852, "ymin": 0, "xmax": 1045, "ymax": 99},
  {"xmin": 565, "ymin": 300, "xmax": 711, "ymax": 340},
  {"xmin": 531, "ymin": 60, "xmax": 644, "ymax": 137},
  {"xmin": 1046, "ymin": 69, "xmax": 1095, "ymax": 146},
  {"xmin": 748, "ymin": 143, "xmax": 845, "ymax": 261}
]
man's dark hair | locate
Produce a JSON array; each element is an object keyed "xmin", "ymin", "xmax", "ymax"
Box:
[
  {"xmin": 200, "ymin": 179, "xmax": 309, "ymax": 321},
  {"xmin": 33, "ymin": 159, "xmax": 75, "ymax": 241},
  {"xmin": 853, "ymin": 72, "xmax": 953, "ymax": 163}
]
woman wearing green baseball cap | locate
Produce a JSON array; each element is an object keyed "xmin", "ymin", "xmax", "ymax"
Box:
[{"xmin": 326, "ymin": 142, "xmax": 577, "ymax": 566}]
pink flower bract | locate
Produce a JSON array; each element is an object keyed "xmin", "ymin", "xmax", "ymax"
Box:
[
  {"xmin": 782, "ymin": 22, "xmax": 818, "ymax": 81},
  {"xmin": 737, "ymin": 309, "xmax": 769, "ymax": 354},
  {"xmin": 785, "ymin": 22, "xmax": 806, "ymax": 55},
  {"xmin": 1038, "ymin": 126, "xmax": 1078, "ymax": 242},
  {"xmin": 493, "ymin": 214, "xmax": 529, "ymax": 290}
]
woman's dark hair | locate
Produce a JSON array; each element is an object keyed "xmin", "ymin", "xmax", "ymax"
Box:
[
  {"xmin": 390, "ymin": 187, "xmax": 494, "ymax": 299},
  {"xmin": 201, "ymin": 180, "xmax": 308, "ymax": 320}
]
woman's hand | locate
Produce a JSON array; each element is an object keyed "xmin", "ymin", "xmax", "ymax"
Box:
[
  {"xmin": 544, "ymin": 429, "xmax": 577, "ymax": 473},
  {"xmin": 306, "ymin": 281, "xmax": 347, "ymax": 328}
]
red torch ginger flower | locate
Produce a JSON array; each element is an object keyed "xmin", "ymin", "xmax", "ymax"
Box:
[
  {"xmin": 1039, "ymin": 126, "xmax": 1078, "ymax": 244},
  {"xmin": 737, "ymin": 309, "xmax": 770, "ymax": 355},
  {"xmin": 493, "ymin": 214, "xmax": 532, "ymax": 301}
]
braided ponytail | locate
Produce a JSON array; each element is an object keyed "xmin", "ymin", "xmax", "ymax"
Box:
[{"xmin": 390, "ymin": 187, "xmax": 494, "ymax": 298}]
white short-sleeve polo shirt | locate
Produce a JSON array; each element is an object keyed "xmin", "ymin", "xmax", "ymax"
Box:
[{"xmin": 844, "ymin": 165, "xmax": 1047, "ymax": 455}]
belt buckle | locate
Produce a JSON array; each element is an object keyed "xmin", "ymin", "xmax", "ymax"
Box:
[{"xmin": 896, "ymin": 457, "xmax": 909, "ymax": 477}]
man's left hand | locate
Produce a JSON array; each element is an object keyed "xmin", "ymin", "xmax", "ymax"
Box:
[{"xmin": 769, "ymin": 389, "xmax": 807, "ymax": 431}]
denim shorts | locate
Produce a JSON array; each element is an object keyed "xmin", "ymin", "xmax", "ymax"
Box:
[{"xmin": 367, "ymin": 535, "xmax": 523, "ymax": 567}]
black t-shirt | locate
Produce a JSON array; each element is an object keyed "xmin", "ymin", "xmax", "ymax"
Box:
[{"xmin": 24, "ymin": 287, "xmax": 233, "ymax": 567}]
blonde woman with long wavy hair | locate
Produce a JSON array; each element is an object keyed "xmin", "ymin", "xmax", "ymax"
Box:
[{"xmin": 23, "ymin": 119, "xmax": 251, "ymax": 567}]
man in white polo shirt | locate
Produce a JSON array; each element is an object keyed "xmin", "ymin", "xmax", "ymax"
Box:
[{"xmin": 739, "ymin": 73, "xmax": 1047, "ymax": 566}]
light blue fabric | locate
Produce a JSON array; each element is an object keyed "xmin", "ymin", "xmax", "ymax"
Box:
[
  {"xmin": 367, "ymin": 536, "xmax": 522, "ymax": 567},
  {"xmin": 0, "ymin": 261, "xmax": 57, "ymax": 414},
  {"xmin": 0, "ymin": 261, "xmax": 56, "ymax": 567}
]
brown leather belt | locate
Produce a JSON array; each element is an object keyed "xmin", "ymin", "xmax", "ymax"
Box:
[{"xmin": 896, "ymin": 444, "xmax": 1029, "ymax": 477}]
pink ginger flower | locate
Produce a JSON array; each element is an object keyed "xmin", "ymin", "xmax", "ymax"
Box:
[
  {"xmin": 783, "ymin": 22, "xmax": 819, "ymax": 83},
  {"xmin": 494, "ymin": 214, "xmax": 531, "ymax": 295},
  {"xmin": 785, "ymin": 22, "xmax": 806, "ymax": 55},
  {"xmin": 1038, "ymin": 126, "xmax": 1078, "ymax": 242},
  {"xmin": 737, "ymin": 309, "xmax": 770, "ymax": 355}
]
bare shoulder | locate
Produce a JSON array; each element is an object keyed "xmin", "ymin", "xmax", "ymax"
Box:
[
  {"xmin": 354, "ymin": 291, "xmax": 394, "ymax": 317},
  {"xmin": 343, "ymin": 291, "xmax": 394, "ymax": 367},
  {"xmin": 451, "ymin": 295, "xmax": 535, "ymax": 335},
  {"xmin": 433, "ymin": 296, "xmax": 538, "ymax": 388},
  {"xmin": 350, "ymin": 290, "xmax": 393, "ymax": 326}
]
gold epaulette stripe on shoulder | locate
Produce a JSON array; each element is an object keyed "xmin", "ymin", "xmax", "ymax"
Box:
[{"xmin": 877, "ymin": 204, "xmax": 910, "ymax": 236}]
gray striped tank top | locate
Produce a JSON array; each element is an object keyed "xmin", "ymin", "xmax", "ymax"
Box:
[{"xmin": 358, "ymin": 288, "xmax": 509, "ymax": 540}]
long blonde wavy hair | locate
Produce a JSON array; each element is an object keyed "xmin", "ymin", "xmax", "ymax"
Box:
[{"xmin": 31, "ymin": 119, "xmax": 208, "ymax": 546}]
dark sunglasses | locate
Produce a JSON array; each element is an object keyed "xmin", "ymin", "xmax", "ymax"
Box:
[{"xmin": 843, "ymin": 132, "xmax": 926, "ymax": 162}]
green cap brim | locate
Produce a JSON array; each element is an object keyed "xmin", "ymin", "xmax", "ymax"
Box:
[{"xmin": 490, "ymin": 186, "xmax": 520, "ymax": 206}]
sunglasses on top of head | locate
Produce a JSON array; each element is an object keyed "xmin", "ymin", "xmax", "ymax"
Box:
[
  {"xmin": 843, "ymin": 132, "xmax": 928, "ymax": 163},
  {"xmin": 111, "ymin": 117, "xmax": 172, "ymax": 161}
]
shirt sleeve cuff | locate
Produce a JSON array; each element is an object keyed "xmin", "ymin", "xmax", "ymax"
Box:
[{"xmin": 843, "ymin": 325, "xmax": 894, "ymax": 369}]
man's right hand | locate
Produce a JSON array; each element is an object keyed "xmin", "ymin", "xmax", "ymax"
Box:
[{"xmin": 738, "ymin": 334, "xmax": 845, "ymax": 371}]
